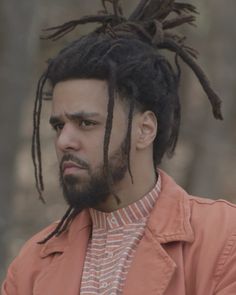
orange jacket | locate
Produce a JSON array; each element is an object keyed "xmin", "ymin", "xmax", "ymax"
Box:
[{"xmin": 2, "ymin": 171, "xmax": 236, "ymax": 295}]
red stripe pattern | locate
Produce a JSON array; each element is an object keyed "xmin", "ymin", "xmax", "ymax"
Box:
[{"xmin": 80, "ymin": 176, "xmax": 161, "ymax": 294}]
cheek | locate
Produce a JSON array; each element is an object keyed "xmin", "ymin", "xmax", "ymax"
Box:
[
  {"xmin": 108, "ymin": 122, "xmax": 127, "ymax": 152},
  {"xmin": 54, "ymin": 139, "xmax": 62, "ymax": 162},
  {"xmin": 89, "ymin": 140, "xmax": 104, "ymax": 165}
]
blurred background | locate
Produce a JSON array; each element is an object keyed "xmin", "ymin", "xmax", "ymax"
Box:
[{"xmin": 0, "ymin": 0, "xmax": 236, "ymax": 284}]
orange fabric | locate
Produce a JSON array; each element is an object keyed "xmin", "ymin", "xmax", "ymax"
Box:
[{"xmin": 2, "ymin": 170, "xmax": 236, "ymax": 295}]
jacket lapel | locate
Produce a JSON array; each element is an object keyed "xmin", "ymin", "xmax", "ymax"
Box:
[
  {"xmin": 123, "ymin": 171, "xmax": 194, "ymax": 295},
  {"xmin": 123, "ymin": 229, "xmax": 177, "ymax": 295},
  {"xmin": 34, "ymin": 210, "xmax": 92, "ymax": 295}
]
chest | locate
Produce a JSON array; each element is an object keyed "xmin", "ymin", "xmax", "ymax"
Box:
[{"xmin": 32, "ymin": 234, "xmax": 191, "ymax": 295}]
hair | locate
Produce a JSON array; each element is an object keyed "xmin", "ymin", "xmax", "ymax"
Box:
[{"xmin": 33, "ymin": 0, "xmax": 223, "ymax": 243}]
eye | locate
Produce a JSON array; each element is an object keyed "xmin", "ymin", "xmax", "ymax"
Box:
[
  {"xmin": 79, "ymin": 120, "xmax": 97, "ymax": 128},
  {"xmin": 52, "ymin": 123, "xmax": 64, "ymax": 132}
]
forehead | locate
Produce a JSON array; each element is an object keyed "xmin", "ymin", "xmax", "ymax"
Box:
[{"xmin": 52, "ymin": 79, "xmax": 110, "ymax": 115}]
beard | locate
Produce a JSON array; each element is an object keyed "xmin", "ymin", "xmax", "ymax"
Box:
[{"xmin": 59, "ymin": 142, "xmax": 128, "ymax": 211}]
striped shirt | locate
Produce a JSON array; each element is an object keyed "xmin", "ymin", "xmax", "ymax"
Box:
[{"xmin": 80, "ymin": 176, "xmax": 161, "ymax": 295}]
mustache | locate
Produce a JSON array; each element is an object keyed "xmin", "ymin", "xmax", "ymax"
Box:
[{"xmin": 59, "ymin": 154, "xmax": 89, "ymax": 171}]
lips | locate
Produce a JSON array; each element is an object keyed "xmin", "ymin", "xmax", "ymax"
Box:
[{"xmin": 62, "ymin": 161, "xmax": 86, "ymax": 175}]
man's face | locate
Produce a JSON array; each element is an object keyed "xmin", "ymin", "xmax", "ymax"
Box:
[{"xmin": 51, "ymin": 79, "xmax": 132, "ymax": 210}]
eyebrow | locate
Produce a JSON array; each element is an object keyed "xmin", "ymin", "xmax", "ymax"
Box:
[
  {"xmin": 49, "ymin": 111, "xmax": 102, "ymax": 125},
  {"xmin": 49, "ymin": 116, "xmax": 61, "ymax": 126}
]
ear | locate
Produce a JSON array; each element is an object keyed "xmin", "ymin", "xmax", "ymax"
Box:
[{"xmin": 136, "ymin": 111, "xmax": 157, "ymax": 150}]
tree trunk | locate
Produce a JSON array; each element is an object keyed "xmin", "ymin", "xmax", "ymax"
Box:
[{"xmin": 0, "ymin": 0, "xmax": 39, "ymax": 280}]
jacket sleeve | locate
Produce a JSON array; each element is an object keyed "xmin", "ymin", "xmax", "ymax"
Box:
[{"xmin": 214, "ymin": 232, "xmax": 236, "ymax": 294}]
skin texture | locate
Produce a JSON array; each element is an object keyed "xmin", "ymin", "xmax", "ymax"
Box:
[{"xmin": 51, "ymin": 79, "xmax": 158, "ymax": 212}]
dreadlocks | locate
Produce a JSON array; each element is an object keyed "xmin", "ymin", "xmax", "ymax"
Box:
[{"xmin": 33, "ymin": 0, "xmax": 223, "ymax": 244}]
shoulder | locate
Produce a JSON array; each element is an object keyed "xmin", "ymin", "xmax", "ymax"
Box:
[
  {"xmin": 3, "ymin": 211, "xmax": 90, "ymax": 294},
  {"xmin": 160, "ymin": 169, "xmax": 236, "ymax": 230},
  {"xmin": 186, "ymin": 196, "xmax": 236, "ymax": 288},
  {"xmin": 9, "ymin": 208, "xmax": 91, "ymax": 268},
  {"xmin": 10, "ymin": 209, "xmax": 90, "ymax": 267},
  {"xmin": 188, "ymin": 195, "xmax": 236, "ymax": 233},
  {"xmin": 17, "ymin": 221, "xmax": 59, "ymax": 257},
  {"xmin": 2, "ymin": 221, "xmax": 61, "ymax": 294},
  {"xmin": 189, "ymin": 194, "xmax": 236, "ymax": 209},
  {"xmin": 187, "ymin": 195, "xmax": 236, "ymax": 259},
  {"xmin": 9, "ymin": 221, "xmax": 60, "ymax": 274}
]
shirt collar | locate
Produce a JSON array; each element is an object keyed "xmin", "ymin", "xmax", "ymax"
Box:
[{"xmin": 89, "ymin": 175, "xmax": 161, "ymax": 230}]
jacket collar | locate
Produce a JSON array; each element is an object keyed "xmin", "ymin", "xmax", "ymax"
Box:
[
  {"xmin": 40, "ymin": 209, "xmax": 92, "ymax": 258},
  {"xmin": 147, "ymin": 170, "xmax": 194, "ymax": 244},
  {"xmin": 40, "ymin": 170, "xmax": 194, "ymax": 258}
]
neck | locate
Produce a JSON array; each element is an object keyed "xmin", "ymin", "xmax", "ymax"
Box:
[{"xmin": 94, "ymin": 165, "xmax": 157, "ymax": 212}]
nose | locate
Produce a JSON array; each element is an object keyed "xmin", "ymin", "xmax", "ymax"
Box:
[{"xmin": 56, "ymin": 123, "xmax": 81, "ymax": 152}]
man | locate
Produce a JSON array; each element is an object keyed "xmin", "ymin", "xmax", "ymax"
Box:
[{"xmin": 2, "ymin": 0, "xmax": 236, "ymax": 294}]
